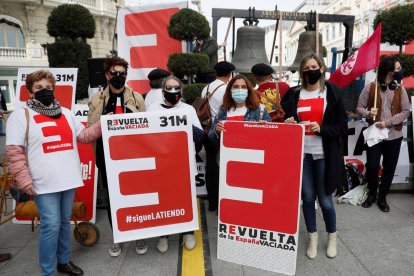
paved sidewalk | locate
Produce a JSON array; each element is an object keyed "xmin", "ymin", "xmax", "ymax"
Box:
[{"xmin": 1, "ymin": 193, "xmax": 414, "ymax": 276}]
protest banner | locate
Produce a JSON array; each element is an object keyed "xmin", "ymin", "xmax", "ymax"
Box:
[
  {"xmin": 15, "ymin": 68, "xmax": 78, "ymax": 110},
  {"xmin": 118, "ymin": 2, "xmax": 186, "ymax": 94},
  {"xmin": 195, "ymin": 147, "xmax": 207, "ymax": 196},
  {"xmin": 217, "ymin": 121, "xmax": 304, "ymax": 275},
  {"xmin": 101, "ymin": 110, "xmax": 198, "ymax": 243},
  {"xmin": 346, "ymin": 119, "xmax": 410, "ymax": 184}
]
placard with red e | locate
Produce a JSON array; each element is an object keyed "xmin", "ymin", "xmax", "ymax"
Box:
[
  {"xmin": 101, "ymin": 110, "xmax": 198, "ymax": 243},
  {"xmin": 15, "ymin": 68, "xmax": 78, "ymax": 110},
  {"xmin": 118, "ymin": 3, "xmax": 186, "ymax": 94},
  {"xmin": 217, "ymin": 121, "xmax": 304, "ymax": 275}
]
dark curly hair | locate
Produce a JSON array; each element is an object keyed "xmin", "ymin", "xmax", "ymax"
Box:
[{"xmin": 104, "ymin": 56, "xmax": 129, "ymax": 73}]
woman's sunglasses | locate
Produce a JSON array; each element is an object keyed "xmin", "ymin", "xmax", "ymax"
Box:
[
  {"xmin": 164, "ymin": 85, "xmax": 181, "ymax": 92},
  {"xmin": 109, "ymin": 70, "xmax": 127, "ymax": 77}
]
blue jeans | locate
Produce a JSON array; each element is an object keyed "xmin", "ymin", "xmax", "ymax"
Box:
[
  {"xmin": 302, "ymin": 154, "xmax": 336, "ymax": 233},
  {"xmin": 34, "ymin": 189, "xmax": 75, "ymax": 276}
]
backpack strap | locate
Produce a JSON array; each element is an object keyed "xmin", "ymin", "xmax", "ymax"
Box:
[
  {"xmin": 206, "ymin": 83, "xmax": 225, "ymax": 100},
  {"xmin": 24, "ymin": 108, "xmax": 29, "ymax": 148}
]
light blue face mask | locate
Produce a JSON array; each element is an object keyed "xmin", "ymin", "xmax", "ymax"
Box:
[{"xmin": 231, "ymin": 88, "xmax": 248, "ymax": 103}]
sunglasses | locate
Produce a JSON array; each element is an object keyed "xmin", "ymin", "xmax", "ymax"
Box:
[
  {"xmin": 380, "ymin": 81, "xmax": 398, "ymax": 91},
  {"xmin": 109, "ymin": 70, "xmax": 127, "ymax": 77},
  {"xmin": 164, "ymin": 85, "xmax": 181, "ymax": 92}
]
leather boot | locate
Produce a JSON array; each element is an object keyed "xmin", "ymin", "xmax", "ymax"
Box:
[
  {"xmin": 327, "ymin": 232, "xmax": 337, "ymax": 258},
  {"xmin": 57, "ymin": 261, "xmax": 84, "ymax": 275},
  {"xmin": 306, "ymin": 232, "xmax": 318, "ymax": 259},
  {"xmin": 377, "ymin": 197, "xmax": 390, "ymax": 212},
  {"xmin": 361, "ymin": 193, "xmax": 376, "ymax": 208}
]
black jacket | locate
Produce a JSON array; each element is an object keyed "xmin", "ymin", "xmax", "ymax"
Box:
[
  {"xmin": 0, "ymin": 90, "xmax": 7, "ymax": 111},
  {"xmin": 281, "ymin": 81, "xmax": 348, "ymax": 195}
]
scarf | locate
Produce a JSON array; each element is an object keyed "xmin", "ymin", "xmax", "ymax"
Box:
[{"xmin": 26, "ymin": 99, "xmax": 62, "ymax": 118}]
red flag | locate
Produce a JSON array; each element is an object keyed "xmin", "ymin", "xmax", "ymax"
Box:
[{"xmin": 329, "ymin": 23, "xmax": 382, "ymax": 88}]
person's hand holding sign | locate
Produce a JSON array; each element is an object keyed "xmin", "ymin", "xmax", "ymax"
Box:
[{"xmin": 216, "ymin": 121, "xmax": 224, "ymax": 133}]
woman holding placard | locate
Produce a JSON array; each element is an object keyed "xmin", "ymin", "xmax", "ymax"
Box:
[{"xmin": 282, "ymin": 53, "xmax": 348, "ymax": 259}]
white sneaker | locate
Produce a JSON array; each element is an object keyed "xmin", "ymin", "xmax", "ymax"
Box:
[
  {"xmin": 183, "ymin": 234, "xmax": 196, "ymax": 250},
  {"xmin": 157, "ymin": 237, "xmax": 169, "ymax": 253},
  {"xmin": 109, "ymin": 243, "xmax": 122, "ymax": 257},
  {"xmin": 135, "ymin": 239, "xmax": 148, "ymax": 255}
]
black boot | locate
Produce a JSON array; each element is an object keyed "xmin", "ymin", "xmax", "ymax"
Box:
[
  {"xmin": 361, "ymin": 193, "xmax": 376, "ymax": 208},
  {"xmin": 377, "ymin": 197, "xmax": 390, "ymax": 212},
  {"xmin": 57, "ymin": 261, "xmax": 84, "ymax": 275}
]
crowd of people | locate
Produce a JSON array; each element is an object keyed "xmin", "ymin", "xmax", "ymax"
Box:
[{"xmin": 1, "ymin": 51, "xmax": 411, "ymax": 275}]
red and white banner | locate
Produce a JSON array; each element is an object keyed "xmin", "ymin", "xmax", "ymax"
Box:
[
  {"xmin": 346, "ymin": 119, "xmax": 410, "ymax": 184},
  {"xmin": 217, "ymin": 122, "xmax": 304, "ymax": 275},
  {"xmin": 13, "ymin": 104, "xmax": 98, "ymax": 224},
  {"xmin": 15, "ymin": 68, "xmax": 78, "ymax": 110},
  {"xmin": 330, "ymin": 23, "xmax": 382, "ymax": 88},
  {"xmin": 118, "ymin": 2, "xmax": 186, "ymax": 94},
  {"xmin": 101, "ymin": 110, "xmax": 198, "ymax": 243}
]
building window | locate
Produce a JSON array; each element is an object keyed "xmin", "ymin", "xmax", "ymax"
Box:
[
  {"xmin": 326, "ymin": 28, "xmax": 330, "ymax": 42},
  {"xmin": 332, "ymin": 25, "xmax": 336, "ymax": 39},
  {"xmin": 275, "ymin": 56, "xmax": 278, "ymax": 63},
  {"xmin": 0, "ymin": 22, "xmax": 25, "ymax": 48}
]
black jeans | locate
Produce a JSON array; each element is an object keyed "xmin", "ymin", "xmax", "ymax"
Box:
[
  {"xmin": 366, "ymin": 137, "xmax": 403, "ymax": 199},
  {"xmin": 203, "ymin": 138, "xmax": 219, "ymax": 209}
]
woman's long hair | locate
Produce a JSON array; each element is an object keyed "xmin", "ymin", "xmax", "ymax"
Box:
[
  {"xmin": 222, "ymin": 74, "xmax": 259, "ymax": 111},
  {"xmin": 378, "ymin": 56, "xmax": 400, "ymax": 84},
  {"xmin": 299, "ymin": 53, "xmax": 326, "ymax": 92}
]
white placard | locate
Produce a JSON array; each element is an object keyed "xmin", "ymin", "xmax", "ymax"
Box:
[{"xmin": 101, "ymin": 110, "xmax": 199, "ymax": 243}]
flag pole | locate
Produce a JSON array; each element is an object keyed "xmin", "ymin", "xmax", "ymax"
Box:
[{"xmin": 373, "ymin": 70, "xmax": 378, "ymax": 121}]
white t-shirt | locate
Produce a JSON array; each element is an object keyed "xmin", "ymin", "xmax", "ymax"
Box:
[
  {"xmin": 148, "ymin": 101, "xmax": 201, "ymax": 175},
  {"xmin": 6, "ymin": 107, "xmax": 85, "ymax": 194},
  {"xmin": 226, "ymin": 106, "xmax": 248, "ymax": 121},
  {"xmin": 148, "ymin": 100, "xmax": 202, "ymax": 129},
  {"xmin": 201, "ymin": 79, "xmax": 227, "ymax": 118},
  {"xmin": 144, "ymin": 88, "xmax": 163, "ymax": 110},
  {"xmin": 297, "ymin": 87, "xmax": 327, "ymax": 156}
]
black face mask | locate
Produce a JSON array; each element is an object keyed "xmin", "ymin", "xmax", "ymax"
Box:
[
  {"xmin": 109, "ymin": 75, "xmax": 126, "ymax": 90},
  {"xmin": 34, "ymin": 88, "xmax": 55, "ymax": 106},
  {"xmin": 163, "ymin": 92, "xmax": 181, "ymax": 105},
  {"xmin": 303, "ymin": 69, "xmax": 322, "ymax": 85},
  {"xmin": 393, "ymin": 70, "xmax": 404, "ymax": 82}
]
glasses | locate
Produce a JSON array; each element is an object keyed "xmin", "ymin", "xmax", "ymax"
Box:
[
  {"xmin": 109, "ymin": 70, "xmax": 127, "ymax": 77},
  {"xmin": 164, "ymin": 85, "xmax": 181, "ymax": 92}
]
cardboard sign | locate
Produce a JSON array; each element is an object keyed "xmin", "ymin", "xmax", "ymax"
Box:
[
  {"xmin": 118, "ymin": 2, "xmax": 186, "ymax": 94},
  {"xmin": 195, "ymin": 146, "xmax": 207, "ymax": 196},
  {"xmin": 101, "ymin": 110, "xmax": 198, "ymax": 243},
  {"xmin": 346, "ymin": 119, "xmax": 410, "ymax": 183},
  {"xmin": 15, "ymin": 68, "xmax": 78, "ymax": 110},
  {"xmin": 217, "ymin": 122, "xmax": 304, "ymax": 275},
  {"xmin": 74, "ymin": 104, "xmax": 98, "ymax": 223}
]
